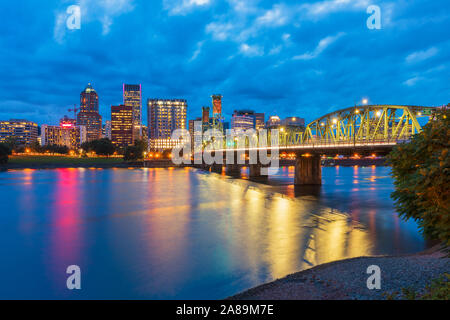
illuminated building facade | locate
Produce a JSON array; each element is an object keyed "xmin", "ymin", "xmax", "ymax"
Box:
[
  {"xmin": 60, "ymin": 115, "xmax": 76, "ymax": 127},
  {"xmin": 147, "ymin": 99, "xmax": 187, "ymax": 150},
  {"xmin": 189, "ymin": 117, "xmax": 202, "ymax": 152},
  {"xmin": 41, "ymin": 124, "xmax": 86, "ymax": 149},
  {"xmin": 77, "ymin": 83, "xmax": 102, "ymax": 141},
  {"xmin": 111, "ymin": 105, "xmax": 133, "ymax": 148},
  {"xmin": 202, "ymin": 107, "xmax": 210, "ymax": 127},
  {"xmin": 254, "ymin": 113, "xmax": 265, "ymax": 130},
  {"xmin": 211, "ymin": 94, "xmax": 222, "ymax": 116},
  {"xmin": 0, "ymin": 119, "xmax": 38, "ymax": 145},
  {"xmin": 149, "ymin": 138, "xmax": 185, "ymax": 152},
  {"xmin": 231, "ymin": 110, "xmax": 256, "ymax": 131},
  {"xmin": 123, "ymin": 84, "xmax": 142, "ymax": 141},
  {"xmin": 283, "ymin": 117, "xmax": 305, "ymax": 129},
  {"xmin": 103, "ymin": 120, "xmax": 112, "ymax": 140},
  {"xmin": 265, "ymin": 116, "xmax": 282, "ymax": 128}
]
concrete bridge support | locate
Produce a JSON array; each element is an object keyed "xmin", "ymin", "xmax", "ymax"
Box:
[
  {"xmin": 225, "ymin": 164, "xmax": 241, "ymax": 176},
  {"xmin": 211, "ymin": 163, "xmax": 223, "ymax": 174},
  {"xmin": 294, "ymin": 154, "xmax": 322, "ymax": 185},
  {"xmin": 249, "ymin": 164, "xmax": 268, "ymax": 180}
]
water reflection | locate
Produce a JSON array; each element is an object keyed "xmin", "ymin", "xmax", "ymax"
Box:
[{"xmin": 0, "ymin": 166, "xmax": 425, "ymax": 299}]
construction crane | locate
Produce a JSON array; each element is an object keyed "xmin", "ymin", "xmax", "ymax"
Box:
[{"xmin": 68, "ymin": 104, "xmax": 79, "ymax": 119}]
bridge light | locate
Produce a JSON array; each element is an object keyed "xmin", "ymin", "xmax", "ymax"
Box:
[
  {"xmin": 332, "ymin": 118, "xmax": 337, "ymax": 124},
  {"xmin": 280, "ymin": 127, "xmax": 285, "ymax": 132},
  {"xmin": 320, "ymin": 122, "xmax": 325, "ymax": 127},
  {"xmin": 376, "ymin": 111, "xmax": 381, "ymax": 117},
  {"xmin": 417, "ymin": 112, "xmax": 422, "ymax": 116},
  {"xmin": 362, "ymin": 99, "xmax": 368, "ymax": 105},
  {"xmin": 355, "ymin": 109, "xmax": 359, "ymax": 114}
]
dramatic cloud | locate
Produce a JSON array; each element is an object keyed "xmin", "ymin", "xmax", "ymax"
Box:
[
  {"xmin": 293, "ymin": 32, "xmax": 345, "ymax": 60},
  {"xmin": 0, "ymin": 0, "xmax": 449, "ymax": 126}
]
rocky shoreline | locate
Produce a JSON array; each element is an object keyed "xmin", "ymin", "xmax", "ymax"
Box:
[{"xmin": 229, "ymin": 246, "xmax": 448, "ymax": 300}]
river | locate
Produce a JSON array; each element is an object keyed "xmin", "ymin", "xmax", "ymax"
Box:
[{"xmin": 0, "ymin": 166, "xmax": 426, "ymax": 299}]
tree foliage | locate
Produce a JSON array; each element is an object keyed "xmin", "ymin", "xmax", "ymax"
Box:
[
  {"xmin": 81, "ymin": 138, "xmax": 116, "ymax": 156},
  {"xmin": 0, "ymin": 143, "xmax": 12, "ymax": 164},
  {"xmin": 388, "ymin": 108, "xmax": 449, "ymax": 246},
  {"xmin": 123, "ymin": 139, "xmax": 147, "ymax": 161}
]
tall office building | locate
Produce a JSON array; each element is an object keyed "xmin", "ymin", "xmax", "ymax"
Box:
[
  {"xmin": 189, "ymin": 117, "xmax": 202, "ymax": 152},
  {"xmin": 231, "ymin": 110, "xmax": 256, "ymax": 131},
  {"xmin": 254, "ymin": 113, "xmax": 265, "ymax": 131},
  {"xmin": 123, "ymin": 84, "xmax": 142, "ymax": 141},
  {"xmin": 0, "ymin": 119, "xmax": 38, "ymax": 145},
  {"xmin": 41, "ymin": 124, "xmax": 86, "ymax": 149},
  {"xmin": 111, "ymin": 105, "xmax": 133, "ymax": 149},
  {"xmin": 77, "ymin": 83, "xmax": 102, "ymax": 141},
  {"xmin": 211, "ymin": 94, "xmax": 222, "ymax": 116},
  {"xmin": 147, "ymin": 99, "xmax": 187, "ymax": 151}
]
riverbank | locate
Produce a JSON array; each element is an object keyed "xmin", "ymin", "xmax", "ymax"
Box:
[
  {"xmin": 229, "ymin": 246, "xmax": 449, "ymax": 300},
  {"xmin": 1, "ymin": 155, "xmax": 142, "ymax": 170}
]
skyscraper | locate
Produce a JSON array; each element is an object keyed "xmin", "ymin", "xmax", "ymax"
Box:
[
  {"xmin": 254, "ymin": 113, "xmax": 265, "ymax": 131},
  {"xmin": 147, "ymin": 99, "xmax": 187, "ymax": 151},
  {"xmin": 123, "ymin": 84, "xmax": 142, "ymax": 141},
  {"xmin": 41, "ymin": 124, "xmax": 86, "ymax": 149},
  {"xmin": 211, "ymin": 94, "xmax": 222, "ymax": 116},
  {"xmin": 79, "ymin": 83, "xmax": 99, "ymax": 112},
  {"xmin": 77, "ymin": 83, "xmax": 102, "ymax": 141},
  {"xmin": 111, "ymin": 105, "xmax": 133, "ymax": 149}
]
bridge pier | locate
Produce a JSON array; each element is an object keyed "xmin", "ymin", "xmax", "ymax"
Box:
[
  {"xmin": 211, "ymin": 163, "xmax": 223, "ymax": 174},
  {"xmin": 294, "ymin": 154, "xmax": 322, "ymax": 185},
  {"xmin": 225, "ymin": 164, "xmax": 241, "ymax": 176},
  {"xmin": 249, "ymin": 163, "xmax": 268, "ymax": 180}
]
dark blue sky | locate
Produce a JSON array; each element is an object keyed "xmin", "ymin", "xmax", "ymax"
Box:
[{"xmin": 0, "ymin": 0, "xmax": 448, "ymax": 126}]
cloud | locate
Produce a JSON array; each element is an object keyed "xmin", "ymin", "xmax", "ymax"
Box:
[
  {"xmin": 239, "ymin": 43, "xmax": 264, "ymax": 57},
  {"xmin": 2, "ymin": 0, "xmax": 449, "ymax": 127},
  {"xmin": 206, "ymin": 22, "xmax": 235, "ymax": 41},
  {"xmin": 300, "ymin": 0, "xmax": 371, "ymax": 18},
  {"xmin": 53, "ymin": 0, "xmax": 136, "ymax": 42},
  {"xmin": 256, "ymin": 4, "xmax": 289, "ymax": 26},
  {"xmin": 293, "ymin": 32, "xmax": 345, "ymax": 60},
  {"xmin": 405, "ymin": 47, "xmax": 438, "ymax": 64},
  {"xmin": 403, "ymin": 76, "xmax": 423, "ymax": 86},
  {"xmin": 164, "ymin": 0, "xmax": 210, "ymax": 15}
]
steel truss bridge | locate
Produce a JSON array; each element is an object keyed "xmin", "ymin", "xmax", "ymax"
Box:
[
  {"xmin": 210, "ymin": 105, "xmax": 437, "ymax": 156},
  {"xmin": 197, "ymin": 105, "xmax": 437, "ymax": 184}
]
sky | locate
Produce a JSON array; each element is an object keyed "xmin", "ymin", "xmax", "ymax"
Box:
[{"xmin": 0, "ymin": 0, "xmax": 449, "ymax": 126}]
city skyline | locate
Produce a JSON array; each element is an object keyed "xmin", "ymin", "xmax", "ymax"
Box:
[{"xmin": 0, "ymin": 1, "xmax": 448, "ymax": 126}]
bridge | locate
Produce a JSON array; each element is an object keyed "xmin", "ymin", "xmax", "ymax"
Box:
[{"xmin": 197, "ymin": 105, "xmax": 437, "ymax": 185}]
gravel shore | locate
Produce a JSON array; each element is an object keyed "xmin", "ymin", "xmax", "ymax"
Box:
[{"xmin": 230, "ymin": 247, "xmax": 449, "ymax": 300}]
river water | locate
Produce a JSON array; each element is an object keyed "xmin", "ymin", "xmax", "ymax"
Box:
[{"xmin": 0, "ymin": 166, "xmax": 426, "ymax": 299}]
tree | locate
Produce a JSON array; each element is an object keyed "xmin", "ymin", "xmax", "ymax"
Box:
[
  {"xmin": 43, "ymin": 144, "xmax": 69, "ymax": 154},
  {"xmin": 123, "ymin": 139, "xmax": 147, "ymax": 161},
  {"xmin": 3, "ymin": 136, "xmax": 19, "ymax": 152},
  {"xmin": 124, "ymin": 145, "xmax": 140, "ymax": 161},
  {"xmin": 0, "ymin": 143, "xmax": 12, "ymax": 164},
  {"xmin": 388, "ymin": 108, "xmax": 449, "ymax": 247},
  {"xmin": 134, "ymin": 139, "xmax": 148, "ymax": 155},
  {"xmin": 81, "ymin": 138, "xmax": 116, "ymax": 156}
]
